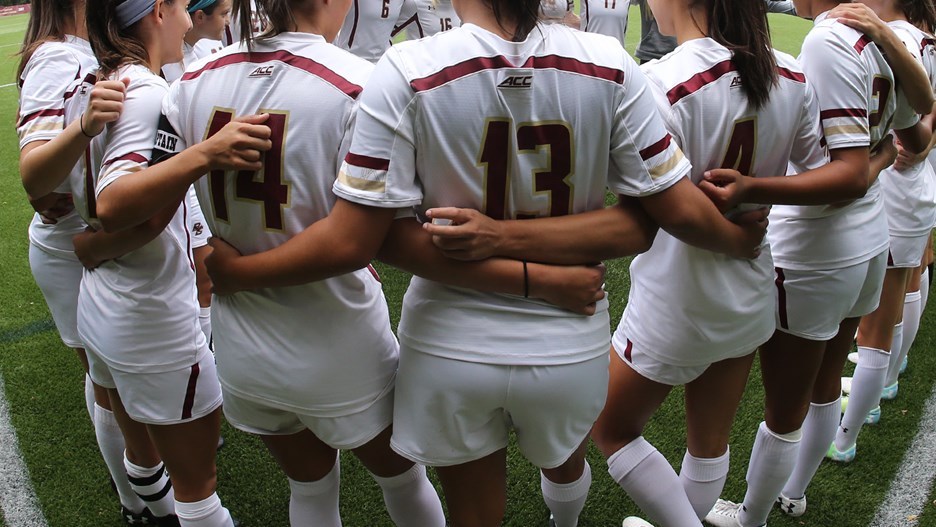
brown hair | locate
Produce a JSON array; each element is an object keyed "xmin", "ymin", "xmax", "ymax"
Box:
[
  {"xmin": 694, "ymin": 0, "xmax": 777, "ymax": 109},
  {"xmin": 233, "ymin": 0, "xmax": 278, "ymax": 47},
  {"xmin": 900, "ymin": 0, "xmax": 936, "ymax": 33},
  {"xmin": 85, "ymin": 0, "xmax": 152, "ymax": 76},
  {"xmin": 488, "ymin": 0, "xmax": 540, "ymax": 41},
  {"xmin": 16, "ymin": 0, "xmax": 74, "ymax": 84}
]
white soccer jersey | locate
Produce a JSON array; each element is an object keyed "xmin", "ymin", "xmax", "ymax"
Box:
[
  {"xmin": 541, "ymin": 0, "xmax": 573, "ymax": 21},
  {"xmin": 402, "ymin": 0, "xmax": 460, "ymax": 40},
  {"xmin": 157, "ymin": 33, "xmax": 398, "ymax": 415},
  {"xmin": 162, "ymin": 41, "xmax": 199, "ymax": 84},
  {"xmin": 73, "ymin": 63, "xmax": 206, "ymax": 374},
  {"xmin": 335, "ymin": 23, "xmax": 690, "ymax": 366},
  {"xmin": 619, "ymin": 39, "xmax": 826, "ymax": 366},
  {"xmin": 17, "ymin": 37, "xmax": 97, "ymax": 261},
  {"xmin": 877, "ymin": 20, "xmax": 936, "ymax": 238},
  {"xmin": 581, "ymin": 0, "xmax": 630, "ymax": 46},
  {"xmin": 769, "ymin": 11, "xmax": 918, "ymax": 271},
  {"xmin": 335, "ymin": 0, "xmax": 414, "ymax": 63}
]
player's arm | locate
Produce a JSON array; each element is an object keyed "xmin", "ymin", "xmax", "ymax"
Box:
[
  {"xmin": 378, "ymin": 218, "xmax": 606, "ymax": 314},
  {"xmin": 764, "ymin": 0, "xmax": 795, "ymax": 15},
  {"xmin": 423, "ymin": 197, "xmax": 657, "ymax": 263},
  {"xmin": 829, "ymin": 3, "xmax": 935, "ymax": 114},
  {"xmin": 893, "ymin": 119, "xmax": 932, "ymax": 156},
  {"xmin": 72, "ymin": 202, "xmax": 178, "ymax": 269},
  {"xmin": 895, "ymin": 110, "xmax": 936, "ymax": 170},
  {"xmin": 869, "ymin": 135, "xmax": 899, "ymax": 185}
]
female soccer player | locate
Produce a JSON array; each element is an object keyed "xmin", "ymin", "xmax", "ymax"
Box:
[
  {"xmin": 75, "ymin": 0, "xmax": 270, "ymax": 524},
  {"xmin": 402, "ymin": 0, "xmax": 459, "ymax": 39},
  {"xmin": 702, "ymin": 1, "xmax": 934, "ymax": 525},
  {"xmin": 335, "ymin": 0, "xmax": 414, "ymax": 63},
  {"xmin": 202, "ymin": 0, "xmax": 769, "ymax": 525},
  {"xmin": 829, "ymin": 0, "xmax": 936, "ymax": 460},
  {"xmin": 162, "ymin": 0, "xmax": 232, "ymax": 81},
  {"xmin": 581, "ymin": 0, "xmax": 631, "ymax": 45},
  {"xmin": 14, "ymin": 1, "xmax": 153, "ymax": 522}
]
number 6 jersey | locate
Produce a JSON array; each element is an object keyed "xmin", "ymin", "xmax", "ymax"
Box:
[
  {"xmin": 157, "ymin": 33, "xmax": 399, "ymax": 416},
  {"xmin": 334, "ymin": 23, "xmax": 690, "ymax": 366}
]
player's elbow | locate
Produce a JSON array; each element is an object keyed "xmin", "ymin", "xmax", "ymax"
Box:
[{"xmin": 844, "ymin": 167, "xmax": 870, "ymax": 200}]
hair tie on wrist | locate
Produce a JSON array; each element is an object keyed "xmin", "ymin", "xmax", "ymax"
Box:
[{"xmin": 79, "ymin": 113, "xmax": 96, "ymax": 138}]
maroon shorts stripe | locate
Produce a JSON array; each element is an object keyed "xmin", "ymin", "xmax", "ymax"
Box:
[
  {"xmin": 366, "ymin": 263, "xmax": 381, "ymax": 283},
  {"xmin": 775, "ymin": 268, "xmax": 789, "ymax": 330},
  {"xmin": 887, "ymin": 250, "xmax": 895, "ymax": 267},
  {"xmin": 345, "ymin": 152, "xmax": 390, "ymax": 171},
  {"xmin": 638, "ymin": 134, "xmax": 672, "ymax": 161},
  {"xmin": 623, "ymin": 339, "xmax": 633, "ymax": 363},
  {"xmin": 182, "ymin": 51, "xmax": 364, "ymax": 99},
  {"xmin": 181, "ymin": 363, "xmax": 201, "ymax": 420}
]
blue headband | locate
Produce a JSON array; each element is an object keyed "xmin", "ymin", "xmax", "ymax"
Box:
[
  {"xmin": 188, "ymin": 0, "xmax": 218, "ymax": 13},
  {"xmin": 116, "ymin": 0, "xmax": 157, "ymax": 29}
]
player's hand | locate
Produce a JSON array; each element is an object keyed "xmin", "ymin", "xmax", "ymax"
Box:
[
  {"xmin": 72, "ymin": 226, "xmax": 103, "ymax": 270},
  {"xmin": 728, "ymin": 207, "xmax": 768, "ymax": 259},
  {"xmin": 423, "ymin": 207, "xmax": 504, "ymax": 261},
  {"xmin": 31, "ymin": 192, "xmax": 74, "ymax": 224},
  {"xmin": 529, "ymin": 262, "xmax": 606, "ymax": 315},
  {"xmin": 828, "ymin": 3, "xmax": 888, "ymax": 41},
  {"xmin": 205, "ymin": 237, "xmax": 245, "ymax": 296},
  {"xmin": 82, "ymin": 77, "xmax": 129, "ymax": 137},
  {"xmin": 892, "ymin": 137, "xmax": 924, "ymax": 171},
  {"xmin": 698, "ymin": 169, "xmax": 747, "ymax": 213},
  {"xmin": 199, "ymin": 113, "xmax": 272, "ymax": 172}
]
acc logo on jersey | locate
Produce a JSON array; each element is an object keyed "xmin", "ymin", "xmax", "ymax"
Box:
[
  {"xmin": 730, "ymin": 76, "xmax": 743, "ymax": 89},
  {"xmin": 248, "ymin": 65, "xmax": 275, "ymax": 78},
  {"xmin": 498, "ymin": 75, "xmax": 533, "ymax": 89}
]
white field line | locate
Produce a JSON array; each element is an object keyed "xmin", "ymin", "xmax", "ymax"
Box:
[
  {"xmin": 870, "ymin": 382, "xmax": 936, "ymax": 527},
  {"xmin": 0, "ymin": 82, "xmax": 16, "ymax": 88},
  {"xmin": 0, "ymin": 373, "xmax": 48, "ymax": 527}
]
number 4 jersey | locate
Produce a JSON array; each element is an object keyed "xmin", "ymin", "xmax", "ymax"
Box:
[
  {"xmin": 155, "ymin": 33, "xmax": 399, "ymax": 416},
  {"xmin": 335, "ymin": 23, "xmax": 690, "ymax": 366}
]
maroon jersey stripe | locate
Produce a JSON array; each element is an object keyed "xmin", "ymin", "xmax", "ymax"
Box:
[
  {"xmin": 638, "ymin": 134, "xmax": 672, "ymax": 161},
  {"xmin": 102, "ymin": 152, "xmax": 148, "ymax": 167},
  {"xmin": 182, "ymin": 51, "xmax": 364, "ymax": 99},
  {"xmin": 777, "ymin": 67, "xmax": 806, "ymax": 84},
  {"xmin": 854, "ymin": 35, "xmax": 873, "ymax": 54},
  {"xmin": 348, "ymin": 0, "xmax": 360, "ymax": 47},
  {"xmin": 819, "ymin": 108, "xmax": 868, "ymax": 120},
  {"xmin": 391, "ymin": 13, "xmax": 418, "ymax": 37},
  {"xmin": 17, "ymin": 107, "xmax": 64, "ymax": 127},
  {"xmin": 346, "ymin": 152, "xmax": 390, "ymax": 170},
  {"xmin": 666, "ymin": 60, "xmax": 736, "ymax": 105},
  {"xmin": 410, "ymin": 54, "xmax": 625, "ymax": 92}
]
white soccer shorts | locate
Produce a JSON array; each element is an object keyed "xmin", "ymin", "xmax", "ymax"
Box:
[
  {"xmin": 28, "ymin": 243, "xmax": 82, "ymax": 348},
  {"xmin": 886, "ymin": 234, "xmax": 928, "ymax": 269}
]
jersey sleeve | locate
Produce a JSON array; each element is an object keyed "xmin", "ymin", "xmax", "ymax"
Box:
[
  {"xmin": 96, "ymin": 79, "xmax": 169, "ymax": 195},
  {"xmin": 608, "ymin": 55, "xmax": 691, "ymax": 197},
  {"xmin": 150, "ymin": 81, "xmax": 189, "ymax": 165},
  {"xmin": 17, "ymin": 45, "xmax": 82, "ymax": 149},
  {"xmin": 333, "ymin": 49, "xmax": 422, "ymax": 208},
  {"xmin": 891, "ymin": 28, "xmax": 924, "ymax": 131},
  {"xmin": 799, "ymin": 31, "xmax": 871, "ymax": 150},
  {"xmin": 789, "ymin": 79, "xmax": 830, "ymax": 172}
]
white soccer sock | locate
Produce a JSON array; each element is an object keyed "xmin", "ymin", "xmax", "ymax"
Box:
[
  {"xmin": 607, "ymin": 437, "xmax": 703, "ymax": 527},
  {"xmin": 83, "ymin": 374, "xmax": 95, "ymax": 421},
  {"xmin": 835, "ymin": 346, "xmax": 889, "ymax": 451},
  {"xmin": 371, "ymin": 464, "xmax": 445, "ymax": 527},
  {"xmin": 783, "ymin": 399, "xmax": 839, "ymax": 499},
  {"xmin": 125, "ymin": 455, "xmax": 175, "ymax": 518},
  {"xmin": 175, "ymin": 493, "xmax": 233, "ymax": 527},
  {"xmin": 541, "ymin": 462, "xmax": 592, "ymax": 527},
  {"xmin": 288, "ymin": 460, "xmax": 341, "ymax": 527},
  {"xmin": 738, "ymin": 423, "xmax": 801, "ymax": 527},
  {"xmin": 922, "ymin": 268, "xmax": 930, "ymax": 309},
  {"xmin": 198, "ymin": 307, "xmax": 212, "ymax": 349},
  {"xmin": 679, "ymin": 448, "xmax": 730, "ymax": 521},
  {"xmin": 886, "ymin": 322, "xmax": 906, "ymax": 387},
  {"xmin": 896, "ymin": 292, "xmax": 921, "ymax": 380},
  {"xmin": 94, "ymin": 404, "xmax": 145, "ymax": 512}
]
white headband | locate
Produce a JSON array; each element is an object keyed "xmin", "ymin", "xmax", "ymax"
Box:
[{"xmin": 116, "ymin": 0, "xmax": 158, "ymax": 29}]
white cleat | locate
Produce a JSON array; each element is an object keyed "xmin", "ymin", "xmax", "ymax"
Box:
[
  {"xmin": 841, "ymin": 376, "xmax": 852, "ymax": 395},
  {"xmin": 704, "ymin": 499, "xmax": 749, "ymax": 527},
  {"xmin": 776, "ymin": 493, "xmax": 806, "ymax": 517},
  {"xmin": 622, "ymin": 517, "xmax": 655, "ymax": 527},
  {"xmin": 847, "ymin": 351, "xmax": 859, "ymax": 365}
]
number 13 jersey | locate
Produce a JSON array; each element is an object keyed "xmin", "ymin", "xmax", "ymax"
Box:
[{"xmin": 335, "ymin": 23, "xmax": 689, "ymax": 366}]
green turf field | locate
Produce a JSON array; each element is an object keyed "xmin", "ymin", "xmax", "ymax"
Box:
[{"xmin": 2, "ymin": 7, "xmax": 936, "ymax": 527}]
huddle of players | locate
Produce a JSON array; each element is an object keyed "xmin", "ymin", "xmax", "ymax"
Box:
[{"xmin": 15, "ymin": 0, "xmax": 936, "ymax": 526}]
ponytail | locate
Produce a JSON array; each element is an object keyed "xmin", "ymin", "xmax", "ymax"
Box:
[
  {"xmin": 85, "ymin": 0, "xmax": 151, "ymax": 76},
  {"xmin": 17, "ymin": 0, "xmax": 73, "ymax": 84},
  {"xmin": 900, "ymin": 0, "xmax": 936, "ymax": 34},
  {"xmin": 697, "ymin": 0, "xmax": 777, "ymax": 109},
  {"xmin": 489, "ymin": 0, "xmax": 540, "ymax": 42},
  {"xmin": 236, "ymin": 0, "xmax": 279, "ymax": 48}
]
